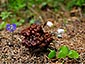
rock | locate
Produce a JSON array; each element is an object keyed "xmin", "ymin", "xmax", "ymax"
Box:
[
  {"xmin": 57, "ymin": 29, "xmax": 65, "ymax": 34},
  {"xmin": 57, "ymin": 34, "xmax": 62, "ymax": 38},
  {"xmin": 47, "ymin": 21, "xmax": 53, "ymax": 27}
]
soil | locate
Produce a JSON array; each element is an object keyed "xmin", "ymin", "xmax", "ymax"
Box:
[{"xmin": 0, "ymin": 9, "xmax": 85, "ymax": 64}]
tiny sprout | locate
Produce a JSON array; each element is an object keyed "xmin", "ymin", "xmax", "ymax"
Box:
[
  {"xmin": 58, "ymin": 45, "xmax": 79, "ymax": 59},
  {"xmin": 68, "ymin": 50, "xmax": 79, "ymax": 59},
  {"xmin": 58, "ymin": 45, "xmax": 69, "ymax": 58},
  {"xmin": 48, "ymin": 49, "xmax": 56, "ymax": 59}
]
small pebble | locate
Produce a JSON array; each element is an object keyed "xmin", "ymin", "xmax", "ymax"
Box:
[
  {"xmin": 7, "ymin": 42, "xmax": 14, "ymax": 47},
  {"xmin": 47, "ymin": 21, "xmax": 53, "ymax": 27},
  {"xmin": 57, "ymin": 34, "xmax": 62, "ymax": 38},
  {"xmin": 57, "ymin": 29, "xmax": 65, "ymax": 34}
]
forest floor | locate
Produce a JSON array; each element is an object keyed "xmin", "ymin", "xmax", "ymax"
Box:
[{"xmin": 0, "ymin": 8, "xmax": 85, "ymax": 64}]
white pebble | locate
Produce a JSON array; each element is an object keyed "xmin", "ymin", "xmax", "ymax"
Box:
[
  {"xmin": 57, "ymin": 34, "xmax": 62, "ymax": 38},
  {"xmin": 47, "ymin": 21, "xmax": 53, "ymax": 27},
  {"xmin": 57, "ymin": 29, "xmax": 65, "ymax": 34}
]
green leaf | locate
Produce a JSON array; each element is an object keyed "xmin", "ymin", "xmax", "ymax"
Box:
[
  {"xmin": 41, "ymin": 2, "xmax": 47, "ymax": 7},
  {"xmin": 58, "ymin": 45, "xmax": 69, "ymax": 58},
  {"xmin": 0, "ymin": 11, "xmax": 11, "ymax": 20},
  {"xmin": 15, "ymin": 22, "xmax": 22, "ymax": 26},
  {"xmin": 0, "ymin": 22, "xmax": 7, "ymax": 30},
  {"xmin": 29, "ymin": 19, "xmax": 35, "ymax": 24},
  {"xmin": 19, "ymin": 19, "xmax": 25, "ymax": 23},
  {"xmin": 68, "ymin": 50, "xmax": 79, "ymax": 59},
  {"xmin": 10, "ymin": 18, "xmax": 17, "ymax": 24},
  {"xmin": 48, "ymin": 50, "xmax": 56, "ymax": 59}
]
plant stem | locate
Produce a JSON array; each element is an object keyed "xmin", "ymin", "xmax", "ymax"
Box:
[
  {"xmin": 62, "ymin": 60, "xmax": 64, "ymax": 64},
  {"xmin": 11, "ymin": 32, "xmax": 13, "ymax": 42},
  {"xmin": 47, "ymin": 48, "xmax": 52, "ymax": 51}
]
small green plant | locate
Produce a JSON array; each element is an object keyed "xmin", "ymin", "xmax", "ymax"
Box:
[
  {"xmin": 58, "ymin": 45, "xmax": 79, "ymax": 59},
  {"xmin": 68, "ymin": 50, "xmax": 79, "ymax": 59},
  {"xmin": 48, "ymin": 49, "xmax": 56, "ymax": 59},
  {"xmin": 0, "ymin": 11, "xmax": 11, "ymax": 20},
  {"xmin": 8, "ymin": 0, "xmax": 26, "ymax": 13},
  {"xmin": 0, "ymin": 11, "xmax": 11, "ymax": 30},
  {"xmin": 0, "ymin": 22, "xmax": 7, "ymax": 30},
  {"xmin": 10, "ymin": 18, "xmax": 25, "ymax": 27},
  {"xmin": 0, "ymin": 11, "xmax": 25, "ymax": 30},
  {"xmin": 58, "ymin": 45, "xmax": 69, "ymax": 58},
  {"xmin": 47, "ymin": 45, "xmax": 79, "ymax": 59},
  {"xmin": 67, "ymin": 0, "xmax": 85, "ymax": 10},
  {"xmin": 29, "ymin": 19, "xmax": 35, "ymax": 25}
]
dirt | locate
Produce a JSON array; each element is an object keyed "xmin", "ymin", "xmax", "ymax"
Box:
[{"xmin": 0, "ymin": 9, "xmax": 85, "ymax": 64}]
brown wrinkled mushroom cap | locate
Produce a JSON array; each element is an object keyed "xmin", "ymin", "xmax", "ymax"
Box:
[{"xmin": 21, "ymin": 24, "xmax": 53, "ymax": 49}]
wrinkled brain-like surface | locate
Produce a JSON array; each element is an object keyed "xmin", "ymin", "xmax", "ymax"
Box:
[{"xmin": 21, "ymin": 24, "xmax": 53, "ymax": 48}]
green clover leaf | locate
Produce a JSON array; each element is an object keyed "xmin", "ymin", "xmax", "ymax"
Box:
[
  {"xmin": 48, "ymin": 49, "xmax": 56, "ymax": 59},
  {"xmin": 58, "ymin": 45, "xmax": 69, "ymax": 58},
  {"xmin": 68, "ymin": 50, "xmax": 79, "ymax": 59}
]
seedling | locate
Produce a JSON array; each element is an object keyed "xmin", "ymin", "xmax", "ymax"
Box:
[
  {"xmin": 48, "ymin": 49, "xmax": 56, "ymax": 59},
  {"xmin": 15, "ymin": 19, "xmax": 25, "ymax": 26},
  {"xmin": 10, "ymin": 18, "xmax": 25, "ymax": 26},
  {"xmin": 0, "ymin": 11, "xmax": 11, "ymax": 20},
  {"xmin": 29, "ymin": 19, "xmax": 35, "ymax": 25},
  {"xmin": 57, "ymin": 45, "xmax": 79, "ymax": 59},
  {"xmin": 68, "ymin": 50, "xmax": 79, "ymax": 59},
  {"xmin": 8, "ymin": 0, "xmax": 26, "ymax": 13},
  {"xmin": 58, "ymin": 45, "xmax": 69, "ymax": 58}
]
